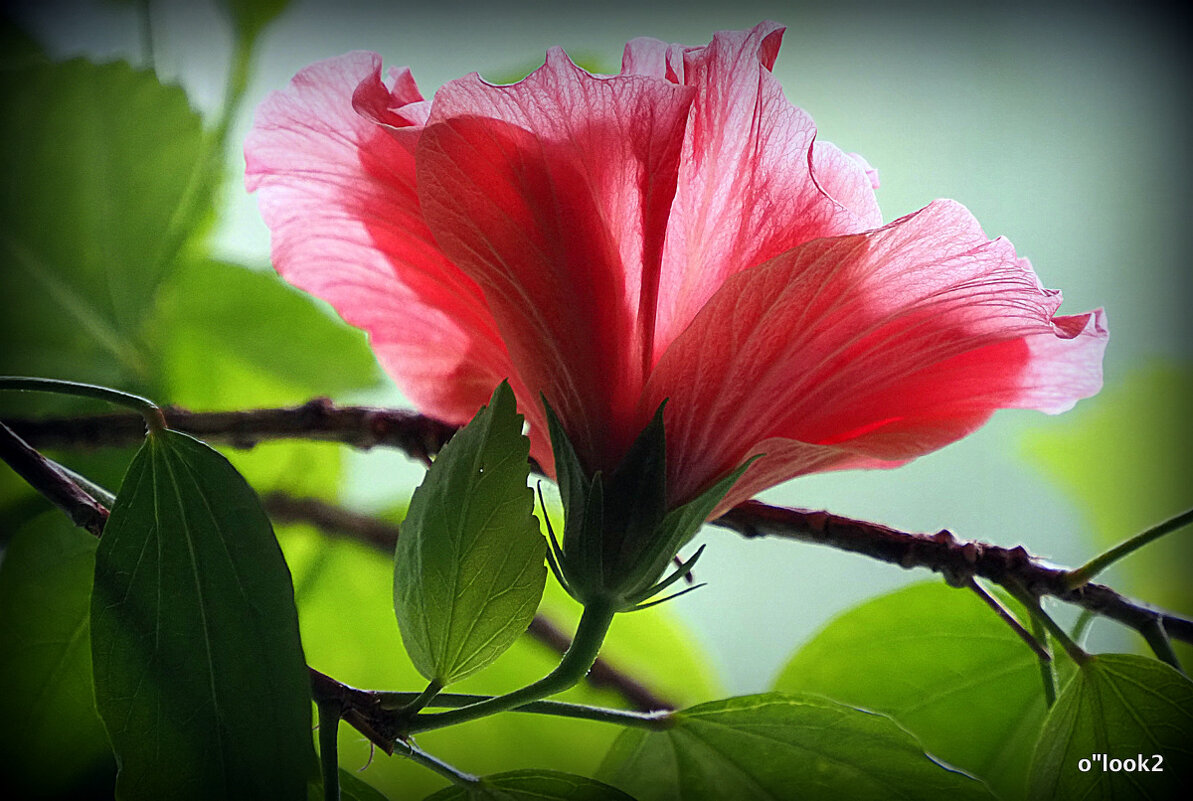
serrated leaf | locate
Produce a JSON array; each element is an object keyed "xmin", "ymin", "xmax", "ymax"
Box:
[
  {"xmin": 599, "ymin": 693, "xmax": 993, "ymax": 801},
  {"xmin": 1028, "ymin": 654, "xmax": 1193, "ymax": 800},
  {"xmin": 394, "ymin": 381, "xmax": 546, "ymax": 685},
  {"xmin": 0, "ymin": 513, "xmax": 113, "ymax": 796},
  {"xmin": 0, "ymin": 59, "xmax": 205, "ymax": 387},
  {"xmin": 278, "ymin": 521, "xmax": 718, "ymax": 799},
  {"xmin": 423, "ymin": 770, "xmax": 633, "ymax": 800},
  {"xmin": 90, "ymin": 430, "xmax": 313, "ymax": 800},
  {"xmin": 774, "ymin": 581, "xmax": 1068, "ymax": 799}
]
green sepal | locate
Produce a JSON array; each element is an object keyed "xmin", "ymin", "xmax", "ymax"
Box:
[
  {"xmin": 542, "ymin": 395, "xmax": 587, "ymax": 555},
  {"xmin": 536, "ymin": 482, "xmax": 572, "ymax": 598},
  {"xmin": 628, "ymin": 543, "xmax": 706, "ymax": 606},
  {"xmin": 628, "ymin": 582, "xmax": 708, "ymax": 612},
  {"xmin": 602, "ymin": 400, "xmax": 668, "ymax": 568},
  {"xmin": 620, "ymin": 457, "xmax": 757, "ymax": 603}
]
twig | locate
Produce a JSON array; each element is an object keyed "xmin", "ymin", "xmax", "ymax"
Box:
[
  {"xmin": 10, "ymin": 405, "xmax": 1193, "ymax": 649},
  {"xmin": 261, "ymin": 492, "xmax": 677, "ymax": 712},
  {"xmin": 0, "ymin": 422, "xmax": 108, "ymax": 536},
  {"xmin": 713, "ymin": 501, "xmax": 1193, "ymax": 647},
  {"xmin": 6, "ymin": 401, "xmax": 455, "ymax": 465}
]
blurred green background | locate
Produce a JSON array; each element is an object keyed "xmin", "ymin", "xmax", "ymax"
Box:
[{"xmin": 3, "ymin": 0, "xmax": 1189, "ymax": 713}]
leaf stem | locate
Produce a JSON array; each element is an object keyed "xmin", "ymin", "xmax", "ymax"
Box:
[
  {"xmin": 1007, "ymin": 583, "xmax": 1092, "ymax": 666},
  {"xmin": 1030, "ymin": 613, "xmax": 1057, "ymax": 707},
  {"xmin": 398, "ymin": 680, "xmax": 443, "ymax": 718},
  {"xmin": 966, "ymin": 578, "xmax": 1050, "ymax": 661},
  {"xmin": 0, "ymin": 376, "xmax": 166, "ymax": 434},
  {"xmin": 1140, "ymin": 619, "xmax": 1182, "ymax": 672},
  {"xmin": 392, "ymin": 738, "xmax": 478, "ymax": 787},
  {"xmin": 406, "ymin": 598, "xmax": 617, "ymax": 734},
  {"xmin": 317, "ymin": 701, "xmax": 341, "ymax": 801},
  {"xmin": 1065, "ymin": 508, "xmax": 1193, "ymax": 589}
]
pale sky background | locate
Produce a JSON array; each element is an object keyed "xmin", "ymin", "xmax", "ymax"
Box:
[{"xmin": 10, "ymin": 0, "xmax": 1190, "ymax": 691}]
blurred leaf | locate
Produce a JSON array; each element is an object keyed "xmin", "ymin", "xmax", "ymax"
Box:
[
  {"xmin": 599, "ymin": 693, "xmax": 994, "ymax": 801},
  {"xmin": 773, "ymin": 581, "xmax": 1067, "ymax": 800},
  {"xmin": 307, "ymin": 768, "xmax": 390, "ymax": 801},
  {"xmin": 217, "ymin": 0, "xmax": 292, "ymax": 44},
  {"xmin": 1021, "ymin": 364, "xmax": 1193, "ymax": 615},
  {"xmin": 279, "ymin": 519, "xmax": 718, "ymax": 799},
  {"xmin": 395, "ymin": 382, "xmax": 545, "ymax": 685},
  {"xmin": 1028, "ymin": 654, "xmax": 1192, "ymax": 800},
  {"xmin": 0, "ymin": 59, "xmax": 205, "ymax": 388},
  {"xmin": 424, "ymin": 770, "xmax": 633, "ymax": 800},
  {"xmin": 1021, "ymin": 364, "xmax": 1193, "ymax": 666},
  {"xmin": 0, "ymin": 513, "xmax": 114, "ymax": 797},
  {"xmin": 149, "ymin": 259, "xmax": 380, "ymax": 407},
  {"xmin": 91, "ymin": 430, "xmax": 313, "ymax": 800}
]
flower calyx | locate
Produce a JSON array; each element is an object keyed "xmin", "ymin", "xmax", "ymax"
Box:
[{"xmin": 542, "ymin": 397, "xmax": 751, "ymax": 612}]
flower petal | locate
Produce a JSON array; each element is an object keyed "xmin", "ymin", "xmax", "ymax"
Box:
[
  {"xmin": 245, "ymin": 52, "xmax": 515, "ymax": 430},
  {"xmin": 645, "ymin": 199, "xmax": 1108, "ymax": 510},
  {"xmin": 650, "ymin": 21, "xmax": 884, "ymax": 360},
  {"xmin": 417, "ymin": 50, "xmax": 694, "ymax": 471}
]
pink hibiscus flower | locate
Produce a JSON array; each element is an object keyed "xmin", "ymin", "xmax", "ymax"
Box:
[{"xmin": 245, "ymin": 21, "xmax": 1106, "ymax": 520}]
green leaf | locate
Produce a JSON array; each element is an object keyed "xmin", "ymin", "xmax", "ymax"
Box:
[
  {"xmin": 148, "ymin": 259, "xmax": 380, "ymax": 407},
  {"xmin": 0, "ymin": 513, "xmax": 114, "ymax": 796},
  {"xmin": 308, "ymin": 768, "xmax": 391, "ymax": 801},
  {"xmin": 599, "ymin": 693, "xmax": 993, "ymax": 801},
  {"xmin": 774, "ymin": 581, "xmax": 1067, "ymax": 799},
  {"xmin": 1028, "ymin": 654, "xmax": 1193, "ymax": 800},
  {"xmin": 394, "ymin": 381, "xmax": 546, "ymax": 685},
  {"xmin": 216, "ymin": 0, "xmax": 292, "ymax": 43},
  {"xmin": 90, "ymin": 429, "xmax": 314, "ymax": 800},
  {"xmin": 278, "ymin": 518, "xmax": 718, "ymax": 800},
  {"xmin": 0, "ymin": 59, "xmax": 206, "ymax": 387},
  {"xmin": 424, "ymin": 770, "xmax": 633, "ymax": 800}
]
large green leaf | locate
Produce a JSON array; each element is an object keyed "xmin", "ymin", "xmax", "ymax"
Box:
[
  {"xmin": 1028, "ymin": 654, "xmax": 1192, "ymax": 800},
  {"xmin": 0, "ymin": 58, "xmax": 205, "ymax": 387},
  {"xmin": 149, "ymin": 259, "xmax": 380, "ymax": 408},
  {"xmin": 599, "ymin": 693, "xmax": 994, "ymax": 801},
  {"xmin": 394, "ymin": 382, "xmax": 546, "ymax": 685},
  {"xmin": 774, "ymin": 581, "xmax": 1064, "ymax": 799},
  {"xmin": 424, "ymin": 770, "xmax": 633, "ymax": 800},
  {"xmin": 0, "ymin": 513, "xmax": 114, "ymax": 797},
  {"xmin": 91, "ymin": 429, "xmax": 314, "ymax": 800}
]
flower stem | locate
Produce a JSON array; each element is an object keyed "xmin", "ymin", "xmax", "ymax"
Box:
[
  {"xmin": 406, "ymin": 598, "xmax": 617, "ymax": 734},
  {"xmin": 1065, "ymin": 508, "xmax": 1193, "ymax": 589},
  {"xmin": 0, "ymin": 376, "xmax": 166, "ymax": 433},
  {"xmin": 377, "ymin": 691, "xmax": 673, "ymax": 730}
]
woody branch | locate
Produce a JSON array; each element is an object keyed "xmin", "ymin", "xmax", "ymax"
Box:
[{"xmin": 6, "ymin": 403, "xmax": 1191, "ymax": 647}]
